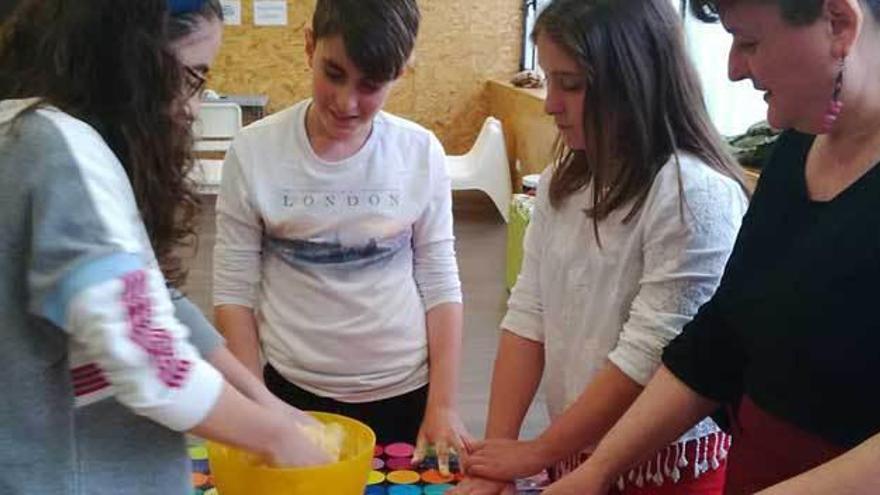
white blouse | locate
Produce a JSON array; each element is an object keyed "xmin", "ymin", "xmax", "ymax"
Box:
[{"xmin": 503, "ymin": 152, "xmax": 748, "ymax": 440}]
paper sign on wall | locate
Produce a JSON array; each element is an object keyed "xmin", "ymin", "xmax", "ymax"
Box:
[
  {"xmin": 254, "ymin": 0, "xmax": 288, "ymax": 26},
  {"xmin": 220, "ymin": 0, "xmax": 241, "ymax": 25}
]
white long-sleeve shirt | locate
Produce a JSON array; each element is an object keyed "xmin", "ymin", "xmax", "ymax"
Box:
[
  {"xmin": 503, "ymin": 153, "xmax": 748, "ymax": 440},
  {"xmin": 214, "ymin": 100, "xmax": 462, "ymax": 402}
]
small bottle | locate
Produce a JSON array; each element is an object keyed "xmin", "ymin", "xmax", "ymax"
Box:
[{"xmin": 521, "ymin": 174, "xmax": 540, "ymax": 196}]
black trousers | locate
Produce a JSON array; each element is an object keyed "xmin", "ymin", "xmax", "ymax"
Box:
[{"xmin": 264, "ymin": 364, "xmax": 428, "ymax": 445}]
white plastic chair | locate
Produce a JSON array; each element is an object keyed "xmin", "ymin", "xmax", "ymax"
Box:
[
  {"xmin": 190, "ymin": 102, "xmax": 242, "ymax": 195},
  {"xmin": 193, "ymin": 101, "xmax": 242, "ymax": 153},
  {"xmin": 190, "ymin": 159, "xmax": 224, "ymax": 195},
  {"xmin": 445, "ymin": 117, "xmax": 512, "ymax": 222}
]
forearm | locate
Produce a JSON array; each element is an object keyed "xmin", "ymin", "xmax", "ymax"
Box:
[
  {"xmin": 189, "ymin": 381, "xmax": 286, "ymax": 458},
  {"xmin": 214, "ymin": 304, "xmax": 262, "ymax": 378},
  {"xmin": 575, "ymin": 366, "xmax": 717, "ymax": 485},
  {"xmin": 485, "ymin": 330, "xmax": 545, "ymax": 439},
  {"xmin": 534, "ymin": 362, "xmax": 642, "ymax": 464},
  {"xmin": 425, "ymin": 302, "xmax": 464, "ymax": 410},
  {"xmin": 756, "ymin": 433, "xmax": 880, "ymax": 495},
  {"xmin": 206, "ymin": 345, "xmax": 278, "ymax": 406},
  {"xmin": 171, "ymin": 292, "xmax": 225, "ymax": 357}
]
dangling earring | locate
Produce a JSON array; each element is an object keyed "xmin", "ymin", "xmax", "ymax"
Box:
[{"xmin": 822, "ymin": 58, "xmax": 845, "ymax": 133}]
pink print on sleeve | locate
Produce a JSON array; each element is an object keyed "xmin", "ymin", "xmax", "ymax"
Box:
[
  {"xmin": 71, "ymin": 363, "xmax": 110, "ymax": 397},
  {"xmin": 122, "ymin": 271, "xmax": 192, "ymax": 389}
]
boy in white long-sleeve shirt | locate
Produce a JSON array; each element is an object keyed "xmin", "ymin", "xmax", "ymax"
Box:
[{"xmin": 214, "ymin": 0, "xmax": 468, "ymax": 470}]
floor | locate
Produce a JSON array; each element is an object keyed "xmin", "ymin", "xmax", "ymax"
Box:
[{"xmin": 180, "ymin": 191, "xmax": 548, "ymax": 440}]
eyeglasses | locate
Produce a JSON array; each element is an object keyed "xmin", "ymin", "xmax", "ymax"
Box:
[{"xmin": 185, "ymin": 65, "xmax": 208, "ymax": 99}]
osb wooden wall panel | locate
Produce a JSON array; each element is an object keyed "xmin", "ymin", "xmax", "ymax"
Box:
[
  {"xmin": 487, "ymin": 80, "xmax": 556, "ymax": 183},
  {"xmin": 209, "ymin": 0, "xmax": 522, "ymax": 154}
]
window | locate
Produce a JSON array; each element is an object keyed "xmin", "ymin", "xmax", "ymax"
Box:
[
  {"xmin": 521, "ymin": 0, "xmax": 549, "ymax": 70},
  {"xmin": 521, "ymin": 0, "xmax": 766, "ymax": 136},
  {"xmin": 681, "ymin": 2, "xmax": 768, "ymax": 135}
]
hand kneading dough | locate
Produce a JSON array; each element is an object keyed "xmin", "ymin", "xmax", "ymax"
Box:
[{"xmin": 300, "ymin": 422, "xmax": 345, "ymax": 462}]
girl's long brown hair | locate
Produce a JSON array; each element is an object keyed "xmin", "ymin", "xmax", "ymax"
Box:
[
  {"xmin": 535, "ymin": 0, "xmax": 749, "ymax": 237},
  {"xmin": 0, "ymin": 0, "xmax": 221, "ymax": 287}
]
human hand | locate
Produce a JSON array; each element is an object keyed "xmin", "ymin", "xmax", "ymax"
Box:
[
  {"xmin": 466, "ymin": 438, "xmax": 547, "ymax": 481},
  {"xmin": 264, "ymin": 412, "xmax": 334, "ymax": 467},
  {"xmin": 413, "ymin": 405, "xmax": 473, "ymax": 475},
  {"xmin": 447, "ymin": 476, "xmax": 516, "ymax": 495},
  {"xmin": 264, "ymin": 396, "xmax": 322, "ymax": 429}
]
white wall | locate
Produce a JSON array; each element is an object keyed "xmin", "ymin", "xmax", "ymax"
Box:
[{"xmin": 682, "ymin": 7, "xmax": 768, "ymax": 136}]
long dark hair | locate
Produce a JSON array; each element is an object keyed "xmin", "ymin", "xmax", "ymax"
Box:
[
  {"xmin": 535, "ymin": 0, "xmax": 748, "ymax": 234},
  {"xmin": 0, "ymin": 0, "xmax": 221, "ymax": 287}
]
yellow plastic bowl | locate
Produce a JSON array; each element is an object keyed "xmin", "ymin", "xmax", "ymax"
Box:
[{"xmin": 207, "ymin": 412, "xmax": 375, "ymax": 495}]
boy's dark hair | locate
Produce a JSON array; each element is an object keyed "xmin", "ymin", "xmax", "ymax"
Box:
[
  {"xmin": 312, "ymin": 0, "xmax": 420, "ymax": 82},
  {"xmin": 688, "ymin": 0, "xmax": 880, "ymax": 24}
]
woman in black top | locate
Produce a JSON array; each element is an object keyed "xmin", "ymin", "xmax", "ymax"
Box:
[{"xmin": 541, "ymin": 0, "xmax": 880, "ymax": 494}]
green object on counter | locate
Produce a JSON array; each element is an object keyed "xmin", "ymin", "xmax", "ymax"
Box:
[
  {"xmin": 506, "ymin": 195, "xmax": 534, "ymax": 290},
  {"xmin": 726, "ymin": 120, "xmax": 781, "ymax": 169}
]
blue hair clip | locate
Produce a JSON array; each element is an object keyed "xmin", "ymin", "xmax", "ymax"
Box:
[{"xmin": 168, "ymin": 0, "xmax": 205, "ymax": 15}]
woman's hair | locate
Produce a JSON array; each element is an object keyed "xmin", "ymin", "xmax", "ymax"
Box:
[
  {"xmin": 0, "ymin": 0, "xmax": 222, "ymax": 287},
  {"xmin": 535, "ymin": 0, "xmax": 748, "ymax": 234},
  {"xmin": 169, "ymin": 0, "xmax": 223, "ymax": 40},
  {"xmin": 688, "ymin": 0, "xmax": 880, "ymax": 24}
]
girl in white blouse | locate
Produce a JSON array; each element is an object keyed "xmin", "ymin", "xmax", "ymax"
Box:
[{"xmin": 454, "ymin": 0, "xmax": 750, "ymax": 494}]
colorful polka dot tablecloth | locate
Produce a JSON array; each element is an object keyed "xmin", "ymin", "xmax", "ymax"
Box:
[
  {"xmin": 350, "ymin": 441, "xmax": 548, "ymax": 495},
  {"xmin": 189, "ymin": 441, "xmax": 549, "ymax": 494}
]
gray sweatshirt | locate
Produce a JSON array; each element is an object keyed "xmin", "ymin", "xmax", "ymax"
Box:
[{"xmin": 0, "ymin": 99, "xmax": 224, "ymax": 494}]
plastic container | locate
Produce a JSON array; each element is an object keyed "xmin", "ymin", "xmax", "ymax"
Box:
[
  {"xmin": 521, "ymin": 174, "xmax": 541, "ymax": 195},
  {"xmin": 207, "ymin": 412, "xmax": 376, "ymax": 495}
]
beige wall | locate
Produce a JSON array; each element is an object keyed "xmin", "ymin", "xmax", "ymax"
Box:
[{"xmin": 209, "ymin": 0, "xmax": 522, "ymax": 154}]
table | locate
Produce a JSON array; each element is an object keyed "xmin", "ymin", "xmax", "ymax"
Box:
[{"xmin": 204, "ymin": 94, "xmax": 269, "ymax": 126}]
